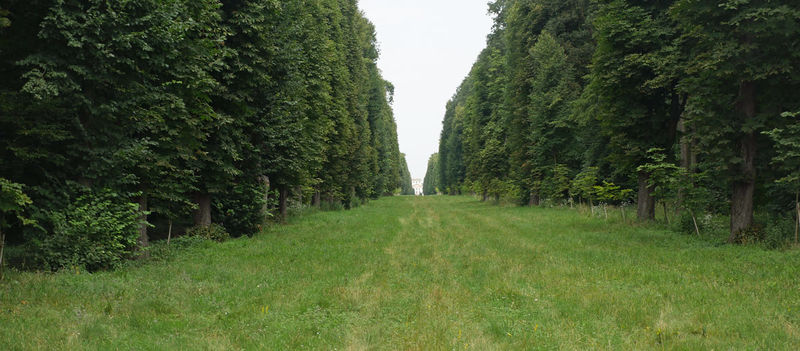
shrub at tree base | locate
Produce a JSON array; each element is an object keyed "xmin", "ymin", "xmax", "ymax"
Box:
[
  {"xmin": 213, "ymin": 182, "xmax": 268, "ymax": 237},
  {"xmin": 185, "ymin": 224, "xmax": 230, "ymax": 243},
  {"xmin": 29, "ymin": 191, "xmax": 141, "ymax": 272}
]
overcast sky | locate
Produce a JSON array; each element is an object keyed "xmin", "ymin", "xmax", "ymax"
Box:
[{"xmin": 359, "ymin": 0, "xmax": 494, "ymax": 180}]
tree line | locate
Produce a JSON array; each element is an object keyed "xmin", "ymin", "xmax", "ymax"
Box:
[
  {"xmin": 423, "ymin": 153, "xmax": 440, "ymax": 196},
  {"xmin": 0, "ymin": 0, "xmax": 411, "ymax": 272},
  {"xmin": 431, "ymin": 0, "xmax": 800, "ymax": 244}
]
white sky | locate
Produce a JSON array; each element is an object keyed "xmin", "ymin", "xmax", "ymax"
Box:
[{"xmin": 359, "ymin": 0, "xmax": 494, "ymax": 180}]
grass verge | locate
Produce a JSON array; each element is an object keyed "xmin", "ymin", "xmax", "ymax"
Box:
[{"xmin": 1, "ymin": 196, "xmax": 798, "ymax": 349}]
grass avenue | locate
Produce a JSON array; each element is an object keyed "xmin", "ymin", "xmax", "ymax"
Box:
[{"xmin": 1, "ymin": 196, "xmax": 799, "ymax": 349}]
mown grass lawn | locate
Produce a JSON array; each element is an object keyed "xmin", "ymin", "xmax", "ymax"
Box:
[{"xmin": 1, "ymin": 196, "xmax": 799, "ymax": 350}]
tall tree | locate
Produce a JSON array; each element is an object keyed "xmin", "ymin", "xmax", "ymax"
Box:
[
  {"xmin": 423, "ymin": 153, "xmax": 441, "ymax": 195},
  {"xmin": 4, "ymin": 0, "xmax": 225, "ymax": 247},
  {"xmin": 399, "ymin": 154, "xmax": 414, "ymax": 196},
  {"xmin": 672, "ymin": 0, "xmax": 800, "ymax": 240},
  {"xmin": 587, "ymin": 0, "xmax": 683, "ymax": 220}
]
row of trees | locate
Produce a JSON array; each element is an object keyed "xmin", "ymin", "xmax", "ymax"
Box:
[
  {"xmin": 432, "ymin": 0, "xmax": 800, "ymax": 243},
  {"xmin": 423, "ymin": 153, "xmax": 440, "ymax": 195},
  {"xmin": 0, "ymin": 0, "xmax": 410, "ymax": 271}
]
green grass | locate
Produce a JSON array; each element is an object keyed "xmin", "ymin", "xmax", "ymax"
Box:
[{"xmin": 2, "ymin": 196, "xmax": 799, "ymax": 350}]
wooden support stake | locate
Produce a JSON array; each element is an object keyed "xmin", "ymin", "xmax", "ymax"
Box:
[
  {"xmin": 0, "ymin": 230, "xmax": 5, "ymax": 280},
  {"xmin": 689, "ymin": 209, "xmax": 700, "ymax": 237},
  {"xmin": 794, "ymin": 191, "xmax": 799, "ymax": 246},
  {"xmin": 167, "ymin": 219, "xmax": 173, "ymax": 245}
]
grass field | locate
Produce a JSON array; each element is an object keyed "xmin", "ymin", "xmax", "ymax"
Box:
[{"xmin": 1, "ymin": 196, "xmax": 799, "ymax": 350}]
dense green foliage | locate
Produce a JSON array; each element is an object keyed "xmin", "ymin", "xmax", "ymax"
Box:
[
  {"xmin": 423, "ymin": 153, "xmax": 440, "ymax": 195},
  {"xmin": 0, "ymin": 178, "xmax": 34, "ymax": 278},
  {"xmin": 185, "ymin": 223, "xmax": 230, "ymax": 243},
  {"xmin": 3, "ymin": 196, "xmax": 799, "ymax": 348},
  {"xmin": 0, "ymin": 0, "xmax": 409, "ymax": 271},
  {"xmin": 432, "ymin": 0, "xmax": 800, "ymax": 243},
  {"xmin": 29, "ymin": 191, "xmax": 142, "ymax": 271},
  {"xmin": 399, "ymin": 153, "xmax": 415, "ymax": 196}
]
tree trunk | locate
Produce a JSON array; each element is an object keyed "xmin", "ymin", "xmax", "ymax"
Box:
[
  {"xmin": 295, "ymin": 186, "xmax": 303, "ymax": 205},
  {"xmin": 481, "ymin": 190, "xmax": 487, "ymax": 202},
  {"xmin": 677, "ymin": 119, "xmax": 696, "ymax": 170},
  {"xmin": 193, "ymin": 192, "xmax": 212, "ymax": 227},
  {"xmin": 794, "ymin": 191, "xmax": 798, "ymax": 246},
  {"xmin": 730, "ymin": 170, "xmax": 756, "ymax": 242},
  {"xmin": 260, "ymin": 176, "xmax": 270, "ymax": 221},
  {"xmin": 137, "ymin": 194, "xmax": 149, "ymax": 250},
  {"xmin": 677, "ymin": 118, "xmax": 690, "ymax": 216},
  {"xmin": 529, "ymin": 190, "xmax": 540, "ymax": 206},
  {"xmin": 279, "ymin": 186, "xmax": 289, "ymax": 223},
  {"xmin": 77, "ymin": 177, "xmax": 92, "ymax": 187},
  {"xmin": 637, "ymin": 171, "xmax": 656, "ymax": 221},
  {"xmin": 663, "ymin": 202, "xmax": 670, "ymax": 225},
  {"xmin": 0, "ymin": 229, "xmax": 5, "ymax": 280},
  {"xmin": 729, "ymin": 81, "xmax": 757, "ymax": 243},
  {"xmin": 348, "ymin": 186, "xmax": 356, "ymax": 209},
  {"xmin": 312, "ymin": 191, "xmax": 321, "ymax": 208},
  {"xmin": 494, "ymin": 193, "xmax": 500, "ymax": 203}
]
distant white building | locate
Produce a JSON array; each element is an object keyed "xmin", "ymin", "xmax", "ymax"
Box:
[{"xmin": 412, "ymin": 178, "xmax": 423, "ymax": 196}]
